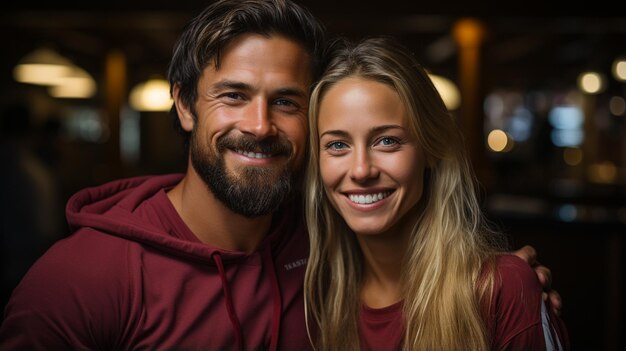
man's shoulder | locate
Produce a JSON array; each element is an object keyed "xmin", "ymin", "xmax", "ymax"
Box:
[
  {"xmin": 0, "ymin": 229, "xmax": 138, "ymax": 348},
  {"xmin": 21, "ymin": 228, "xmax": 135, "ymax": 287},
  {"xmin": 6, "ymin": 228, "xmax": 140, "ymax": 312}
]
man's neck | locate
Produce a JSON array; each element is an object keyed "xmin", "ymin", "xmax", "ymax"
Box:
[{"xmin": 166, "ymin": 169, "xmax": 273, "ymax": 253}]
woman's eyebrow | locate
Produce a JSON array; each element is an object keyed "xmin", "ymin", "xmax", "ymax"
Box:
[
  {"xmin": 369, "ymin": 124, "xmax": 403, "ymax": 134},
  {"xmin": 319, "ymin": 129, "xmax": 349, "ymax": 138}
]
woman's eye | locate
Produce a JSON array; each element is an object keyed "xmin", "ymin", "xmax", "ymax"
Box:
[
  {"xmin": 378, "ymin": 137, "xmax": 398, "ymax": 146},
  {"xmin": 326, "ymin": 141, "xmax": 348, "ymax": 151}
]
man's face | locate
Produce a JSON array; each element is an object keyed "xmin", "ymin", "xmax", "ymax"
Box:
[{"xmin": 181, "ymin": 34, "xmax": 312, "ymax": 217}]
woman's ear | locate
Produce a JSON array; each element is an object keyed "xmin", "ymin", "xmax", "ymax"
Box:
[{"xmin": 172, "ymin": 83, "xmax": 195, "ymax": 132}]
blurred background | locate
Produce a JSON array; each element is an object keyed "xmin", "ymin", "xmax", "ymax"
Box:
[{"xmin": 0, "ymin": 0, "xmax": 624, "ymax": 349}]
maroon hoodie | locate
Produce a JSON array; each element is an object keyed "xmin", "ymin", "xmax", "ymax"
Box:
[{"xmin": 0, "ymin": 174, "xmax": 312, "ymax": 350}]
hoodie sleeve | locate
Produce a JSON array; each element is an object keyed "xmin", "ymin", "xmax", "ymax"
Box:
[{"xmin": 0, "ymin": 228, "xmax": 138, "ymax": 350}]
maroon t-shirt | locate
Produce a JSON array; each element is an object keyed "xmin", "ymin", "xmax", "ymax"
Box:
[{"xmin": 358, "ymin": 255, "xmax": 569, "ymax": 351}]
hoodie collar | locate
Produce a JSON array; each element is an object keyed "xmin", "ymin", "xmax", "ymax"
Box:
[{"xmin": 65, "ymin": 173, "xmax": 301, "ymax": 265}]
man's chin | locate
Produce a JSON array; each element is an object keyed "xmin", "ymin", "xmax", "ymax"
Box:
[{"xmin": 235, "ymin": 167, "xmax": 289, "ymax": 184}]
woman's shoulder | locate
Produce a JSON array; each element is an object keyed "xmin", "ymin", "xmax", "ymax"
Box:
[
  {"xmin": 483, "ymin": 254, "xmax": 543, "ymax": 323},
  {"xmin": 486, "ymin": 254, "xmax": 557, "ymax": 350},
  {"xmin": 492, "ymin": 254, "xmax": 542, "ymax": 292}
]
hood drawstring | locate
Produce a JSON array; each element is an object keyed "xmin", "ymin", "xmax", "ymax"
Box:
[
  {"xmin": 262, "ymin": 246, "xmax": 282, "ymax": 351},
  {"xmin": 212, "ymin": 252, "xmax": 243, "ymax": 351},
  {"xmin": 212, "ymin": 248, "xmax": 283, "ymax": 351}
]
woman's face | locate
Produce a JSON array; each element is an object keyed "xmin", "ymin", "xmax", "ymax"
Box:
[{"xmin": 317, "ymin": 77, "xmax": 427, "ymax": 236}]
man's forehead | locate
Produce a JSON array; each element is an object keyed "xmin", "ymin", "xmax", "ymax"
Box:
[
  {"xmin": 199, "ymin": 36, "xmax": 312, "ymax": 94},
  {"xmin": 212, "ymin": 34, "xmax": 311, "ymax": 75}
]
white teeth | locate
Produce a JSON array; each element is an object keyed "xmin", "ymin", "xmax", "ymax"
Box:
[
  {"xmin": 236, "ymin": 149, "xmax": 271, "ymax": 159},
  {"xmin": 348, "ymin": 192, "xmax": 390, "ymax": 204}
]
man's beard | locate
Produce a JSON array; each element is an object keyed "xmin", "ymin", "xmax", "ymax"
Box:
[{"xmin": 190, "ymin": 130, "xmax": 295, "ymax": 218}]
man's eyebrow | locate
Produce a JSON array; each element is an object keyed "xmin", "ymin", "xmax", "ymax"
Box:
[
  {"xmin": 276, "ymin": 87, "xmax": 308, "ymax": 99},
  {"xmin": 209, "ymin": 80, "xmax": 254, "ymax": 92},
  {"xmin": 208, "ymin": 81, "xmax": 307, "ymax": 99}
]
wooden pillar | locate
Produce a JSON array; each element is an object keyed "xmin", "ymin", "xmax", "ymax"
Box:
[
  {"xmin": 581, "ymin": 94, "xmax": 597, "ymax": 181},
  {"xmin": 104, "ymin": 49, "xmax": 127, "ymax": 177},
  {"xmin": 452, "ymin": 18, "xmax": 487, "ymax": 181}
]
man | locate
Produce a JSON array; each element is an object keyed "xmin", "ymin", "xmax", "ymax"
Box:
[{"xmin": 0, "ymin": 1, "xmax": 560, "ymax": 350}]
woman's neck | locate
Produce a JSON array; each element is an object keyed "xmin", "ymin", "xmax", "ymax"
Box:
[{"xmin": 357, "ymin": 229, "xmax": 409, "ymax": 309}]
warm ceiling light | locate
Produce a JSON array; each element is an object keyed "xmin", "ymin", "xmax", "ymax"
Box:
[
  {"xmin": 129, "ymin": 78, "xmax": 173, "ymax": 112},
  {"xmin": 487, "ymin": 129, "xmax": 513, "ymax": 152},
  {"xmin": 613, "ymin": 58, "xmax": 626, "ymax": 82},
  {"xmin": 48, "ymin": 67, "xmax": 97, "ymax": 98},
  {"xmin": 428, "ymin": 74, "xmax": 461, "ymax": 111},
  {"xmin": 13, "ymin": 48, "xmax": 74, "ymax": 85},
  {"xmin": 578, "ymin": 71, "xmax": 605, "ymax": 94}
]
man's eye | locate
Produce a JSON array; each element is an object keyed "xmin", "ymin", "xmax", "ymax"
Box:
[
  {"xmin": 274, "ymin": 99, "xmax": 301, "ymax": 113},
  {"xmin": 275, "ymin": 99, "xmax": 295, "ymax": 106},
  {"xmin": 222, "ymin": 92, "xmax": 242, "ymax": 100}
]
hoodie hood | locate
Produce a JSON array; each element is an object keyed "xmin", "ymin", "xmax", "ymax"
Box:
[{"xmin": 65, "ymin": 174, "xmax": 300, "ymax": 265}]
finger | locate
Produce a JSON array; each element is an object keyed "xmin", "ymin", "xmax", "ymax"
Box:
[
  {"xmin": 512, "ymin": 245, "xmax": 537, "ymax": 265},
  {"xmin": 548, "ymin": 290, "xmax": 562, "ymax": 316},
  {"xmin": 534, "ymin": 265, "xmax": 553, "ymax": 290}
]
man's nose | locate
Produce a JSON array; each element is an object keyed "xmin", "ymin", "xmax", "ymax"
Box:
[{"xmin": 239, "ymin": 99, "xmax": 277, "ymax": 139}]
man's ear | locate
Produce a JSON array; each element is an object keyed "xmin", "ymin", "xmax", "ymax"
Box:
[{"xmin": 172, "ymin": 83, "xmax": 195, "ymax": 132}]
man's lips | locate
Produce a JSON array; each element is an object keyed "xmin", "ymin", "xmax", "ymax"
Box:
[{"xmin": 234, "ymin": 149, "xmax": 273, "ymax": 159}]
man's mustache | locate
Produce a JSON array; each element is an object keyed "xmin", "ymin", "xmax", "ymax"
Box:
[{"xmin": 216, "ymin": 134, "xmax": 293, "ymax": 157}]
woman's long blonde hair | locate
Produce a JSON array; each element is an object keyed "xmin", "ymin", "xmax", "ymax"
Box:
[{"xmin": 304, "ymin": 37, "xmax": 505, "ymax": 350}]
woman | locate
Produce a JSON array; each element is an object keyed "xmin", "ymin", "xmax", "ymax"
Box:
[{"xmin": 303, "ymin": 37, "xmax": 569, "ymax": 350}]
